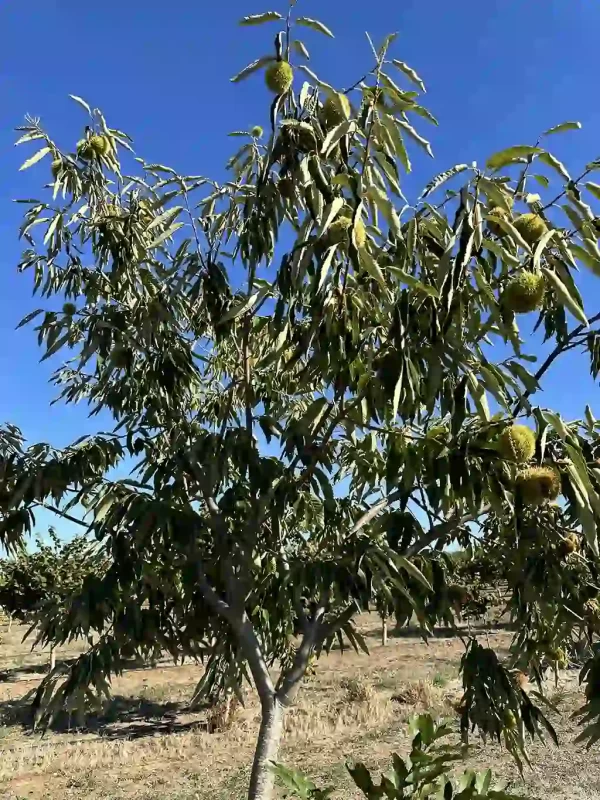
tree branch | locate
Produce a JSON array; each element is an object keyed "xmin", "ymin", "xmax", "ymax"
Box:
[
  {"xmin": 512, "ymin": 311, "xmax": 600, "ymax": 416},
  {"xmin": 195, "ymin": 557, "xmax": 276, "ymax": 705},
  {"xmin": 350, "ymin": 488, "xmax": 404, "ymax": 535},
  {"xmin": 276, "ymin": 593, "xmax": 329, "ymax": 705},
  {"xmin": 34, "ymin": 501, "xmax": 89, "ymax": 529},
  {"xmin": 405, "ymin": 507, "xmax": 489, "ymax": 557}
]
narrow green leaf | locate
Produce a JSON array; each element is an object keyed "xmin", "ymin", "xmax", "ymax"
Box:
[
  {"xmin": 420, "ymin": 164, "xmax": 468, "ymax": 199},
  {"xmin": 538, "ymin": 151, "xmax": 571, "ymax": 181},
  {"xmin": 387, "ymin": 266, "xmax": 439, "ymax": 297},
  {"xmin": 543, "ymin": 121, "xmax": 582, "ymax": 136},
  {"xmin": 317, "ymin": 245, "xmax": 337, "ymax": 291},
  {"xmin": 296, "ymin": 16, "xmax": 334, "ymax": 38},
  {"xmin": 69, "ymin": 95, "xmax": 92, "ymax": 115},
  {"xmin": 230, "ymin": 56, "xmax": 274, "ymax": 83},
  {"xmin": 146, "ymin": 206, "xmax": 184, "ymax": 231},
  {"xmin": 317, "ymin": 197, "xmax": 345, "ymax": 238},
  {"xmin": 532, "ymin": 228, "xmax": 556, "ymax": 270},
  {"xmin": 219, "ymin": 292, "xmax": 261, "ymax": 324},
  {"xmin": 146, "ymin": 222, "xmax": 185, "ymax": 249},
  {"xmin": 542, "ymin": 266, "xmax": 588, "ymax": 326},
  {"xmin": 531, "ymin": 174, "xmax": 550, "ymax": 188},
  {"xmin": 321, "ymin": 120, "xmax": 355, "ymax": 157},
  {"xmin": 14, "ymin": 132, "xmax": 44, "ymax": 146},
  {"xmin": 585, "ymin": 182, "xmax": 600, "ymax": 202},
  {"xmin": 571, "ymin": 243, "xmax": 600, "ymax": 277},
  {"xmin": 239, "ymin": 11, "xmax": 283, "ymax": 25},
  {"xmin": 486, "ymin": 146, "xmax": 542, "ymax": 170},
  {"xmin": 359, "ymin": 249, "xmax": 386, "ymax": 286},
  {"xmin": 380, "ymin": 115, "xmax": 411, "ymax": 173},
  {"xmin": 395, "ymin": 555, "xmax": 433, "ymax": 591},
  {"xmin": 297, "ymin": 64, "xmax": 334, "ymax": 93},
  {"xmin": 19, "ymin": 147, "xmax": 51, "ymax": 171},
  {"xmin": 396, "ymin": 119, "xmax": 433, "ymax": 158},
  {"xmin": 292, "ymin": 39, "xmax": 310, "ymax": 60},
  {"xmin": 391, "ymin": 59, "xmax": 426, "ymax": 93}
]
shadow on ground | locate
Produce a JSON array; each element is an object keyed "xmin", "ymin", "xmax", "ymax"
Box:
[
  {"xmin": 0, "ymin": 655, "xmax": 172, "ymax": 684},
  {"xmin": 0, "ymin": 690, "xmax": 211, "ymax": 741}
]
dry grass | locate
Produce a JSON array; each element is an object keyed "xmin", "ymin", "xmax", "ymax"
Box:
[{"xmin": 0, "ymin": 617, "xmax": 598, "ymax": 799}]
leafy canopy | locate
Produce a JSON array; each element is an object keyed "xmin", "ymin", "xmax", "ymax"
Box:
[{"xmin": 5, "ymin": 0, "xmax": 600, "ymax": 770}]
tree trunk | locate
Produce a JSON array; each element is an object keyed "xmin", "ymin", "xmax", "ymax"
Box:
[
  {"xmin": 381, "ymin": 616, "xmax": 388, "ymax": 647},
  {"xmin": 49, "ymin": 645, "xmax": 56, "ymax": 672},
  {"xmin": 248, "ymin": 698, "xmax": 285, "ymax": 800}
]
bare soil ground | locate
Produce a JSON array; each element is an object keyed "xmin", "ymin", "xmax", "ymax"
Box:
[{"xmin": 0, "ymin": 616, "xmax": 598, "ymax": 799}]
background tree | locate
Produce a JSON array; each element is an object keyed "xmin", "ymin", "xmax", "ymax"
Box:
[
  {"xmin": 5, "ymin": 3, "xmax": 600, "ymax": 799},
  {"xmin": 0, "ymin": 530, "xmax": 106, "ymax": 672}
]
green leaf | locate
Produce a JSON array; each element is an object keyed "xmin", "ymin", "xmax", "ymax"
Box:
[
  {"xmin": 296, "ymin": 16, "xmax": 334, "ymax": 38},
  {"xmin": 321, "ymin": 120, "xmax": 355, "ymax": 157},
  {"xmin": 531, "ymin": 173, "xmax": 550, "ymax": 188},
  {"xmin": 541, "ymin": 266, "xmax": 588, "ymax": 326},
  {"xmin": 317, "ymin": 197, "xmax": 345, "ymax": 238},
  {"xmin": 543, "ymin": 120, "xmax": 581, "ymax": 136},
  {"xmin": 230, "ymin": 56, "xmax": 274, "ymax": 83},
  {"xmin": 146, "ymin": 222, "xmax": 185, "ymax": 249},
  {"xmin": 585, "ymin": 182, "xmax": 600, "ymax": 202},
  {"xmin": 239, "ymin": 11, "xmax": 283, "ymax": 25},
  {"xmin": 19, "ymin": 147, "xmax": 51, "ymax": 171},
  {"xmin": 365, "ymin": 185, "xmax": 402, "ymax": 237},
  {"xmin": 317, "ymin": 245, "xmax": 337, "ymax": 292},
  {"xmin": 486, "ymin": 146, "xmax": 542, "ymax": 170},
  {"xmin": 218, "ymin": 292, "xmax": 261, "ymax": 324},
  {"xmin": 359, "ymin": 249, "xmax": 386, "ymax": 286},
  {"xmin": 420, "ymin": 164, "xmax": 468, "ymax": 199},
  {"xmin": 396, "ymin": 119, "xmax": 433, "ymax": 158},
  {"xmin": 570, "ymin": 243, "xmax": 600, "ymax": 277},
  {"xmin": 387, "ymin": 266, "xmax": 439, "ymax": 297},
  {"xmin": 380, "ymin": 115, "xmax": 411, "ymax": 173},
  {"xmin": 297, "ymin": 64, "xmax": 334, "ymax": 93},
  {"xmin": 292, "ymin": 40, "xmax": 310, "ymax": 60},
  {"xmin": 146, "ymin": 206, "xmax": 184, "ymax": 231},
  {"xmin": 68, "ymin": 95, "xmax": 92, "ymax": 115},
  {"xmin": 395, "ymin": 555, "xmax": 433, "ymax": 591},
  {"xmin": 391, "ymin": 59, "xmax": 426, "ymax": 93},
  {"xmin": 538, "ymin": 151, "xmax": 571, "ymax": 181},
  {"xmin": 532, "ymin": 228, "xmax": 556, "ymax": 270}
]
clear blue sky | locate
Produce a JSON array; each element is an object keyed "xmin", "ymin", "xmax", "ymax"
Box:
[{"xmin": 1, "ymin": 0, "xmax": 600, "ymax": 535}]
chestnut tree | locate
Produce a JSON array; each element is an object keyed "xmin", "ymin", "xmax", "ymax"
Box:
[{"xmin": 5, "ymin": 3, "xmax": 600, "ymax": 798}]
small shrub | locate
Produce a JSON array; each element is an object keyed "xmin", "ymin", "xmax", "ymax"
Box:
[{"xmin": 273, "ymin": 713, "xmax": 532, "ymax": 799}]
